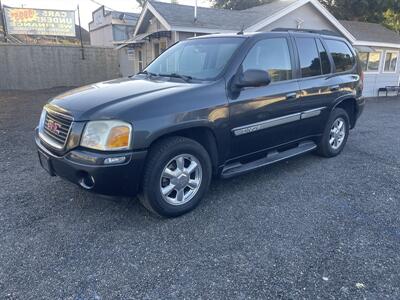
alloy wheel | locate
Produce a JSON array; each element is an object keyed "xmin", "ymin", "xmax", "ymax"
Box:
[
  {"xmin": 160, "ymin": 154, "xmax": 203, "ymax": 206},
  {"xmin": 329, "ymin": 117, "xmax": 346, "ymax": 150}
]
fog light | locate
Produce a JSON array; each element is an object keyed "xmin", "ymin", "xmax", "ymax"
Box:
[{"xmin": 104, "ymin": 156, "xmax": 126, "ymax": 165}]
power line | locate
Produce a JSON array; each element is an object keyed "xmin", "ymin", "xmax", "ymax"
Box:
[{"xmin": 87, "ymin": 0, "xmax": 119, "ymax": 12}]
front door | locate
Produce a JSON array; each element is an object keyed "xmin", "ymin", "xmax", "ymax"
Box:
[{"xmin": 228, "ymin": 36, "xmax": 301, "ymax": 159}]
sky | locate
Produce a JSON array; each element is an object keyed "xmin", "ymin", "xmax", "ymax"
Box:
[{"xmin": 2, "ymin": 0, "xmax": 211, "ymax": 29}]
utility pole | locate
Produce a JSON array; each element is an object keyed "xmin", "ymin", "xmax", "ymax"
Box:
[
  {"xmin": 77, "ymin": 4, "xmax": 85, "ymax": 60},
  {"xmin": 0, "ymin": 0, "xmax": 8, "ymax": 43}
]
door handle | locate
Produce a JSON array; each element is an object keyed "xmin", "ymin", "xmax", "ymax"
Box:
[
  {"xmin": 286, "ymin": 92, "xmax": 298, "ymax": 100},
  {"xmin": 330, "ymin": 85, "xmax": 340, "ymax": 91}
]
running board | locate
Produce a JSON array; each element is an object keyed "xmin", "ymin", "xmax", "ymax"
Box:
[{"xmin": 221, "ymin": 141, "xmax": 317, "ymax": 179}]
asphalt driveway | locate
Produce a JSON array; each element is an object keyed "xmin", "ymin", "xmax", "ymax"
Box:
[{"xmin": 0, "ymin": 89, "xmax": 399, "ymax": 299}]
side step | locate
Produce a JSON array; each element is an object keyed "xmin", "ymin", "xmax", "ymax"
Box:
[{"xmin": 221, "ymin": 141, "xmax": 317, "ymax": 179}]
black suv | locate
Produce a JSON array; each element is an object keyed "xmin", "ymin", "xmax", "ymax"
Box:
[{"xmin": 36, "ymin": 30, "xmax": 365, "ymax": 217}]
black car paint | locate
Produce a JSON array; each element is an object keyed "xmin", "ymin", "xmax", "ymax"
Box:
[{"xmin": 35, "ymin": 32, "xmax": 364, "ymax": 196}]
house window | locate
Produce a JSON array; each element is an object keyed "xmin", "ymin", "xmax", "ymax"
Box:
[
  {"xmin": 138, "ymin": 50, "xmax": 143, "ymax": 72},
  {"xmin": 154, "ymin": 43, "xmax": 160, "ymax": 58},
  {"xmin": 160, "ymin": 41, "xmax": 167, "ymax": 53},
  {"xmin": 359, "ymin": 52, "xmax": 382, "ymax": 72},
  {"xmin": 384, "ymin": 51, "xmax": 398, "ymax": 72},
  {"xmin": 154, "ymin": 41, "xmax": 167, "ymax": 59}
]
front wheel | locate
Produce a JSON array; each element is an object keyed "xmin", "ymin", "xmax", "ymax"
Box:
[
  {"xmin": 139, "ymin": 136, "xmax": 212, "ymax": 218},
  {"xmin": 317, "ymin": 108, "xmax": 350, "ymax": 158}
]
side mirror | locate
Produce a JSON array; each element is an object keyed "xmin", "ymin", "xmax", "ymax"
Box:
[{"xmin": 235, "ymin": 69, "xmax": 271, "ymax": 88}]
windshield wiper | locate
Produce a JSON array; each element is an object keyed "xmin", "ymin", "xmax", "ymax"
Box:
[
  {"xmin": 158, "ymin": 73, "xmax": 193, "ymax": 82},
  {"xmin": 137, "ymin": 70, "xmax": 158, "ymax": 77}
]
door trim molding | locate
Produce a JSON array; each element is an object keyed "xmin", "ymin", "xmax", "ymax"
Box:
[{"xmin": 232, "ymin": 107, "xmax": 326, "ymax": 136}]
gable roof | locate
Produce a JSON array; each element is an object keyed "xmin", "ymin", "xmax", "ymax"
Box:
[
  {"xmin": 339, "ymin": 20, "xmax": 400, "ymax": 45},
  {"xmin": 132, "ymin": 0, "xmax": 400, "ymax": 49},
  {"xmin": 148, "ymin": 0, "xmax": 298, "ymax": 32}
]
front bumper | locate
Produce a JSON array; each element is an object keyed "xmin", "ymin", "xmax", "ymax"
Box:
[{"xmin": 35, "ymin": 129, "xmax": 147, "ymax": 197}]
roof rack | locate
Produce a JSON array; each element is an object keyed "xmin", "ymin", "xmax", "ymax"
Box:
[{"xmin": 271, "ymin": 28, "xmax": 342, "ymax": 37}]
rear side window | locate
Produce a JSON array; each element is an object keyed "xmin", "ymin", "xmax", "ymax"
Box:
[
  {"xmin": 296, "ymin": 37, "xmax": 322, "ymax": 78},
  {"xmin": 242, "ymin": 38, "xmax": 293, "ymax": 82},
  {"xmin": 325, "ymin": 39, "xmax": 355, "ymax": 72}
]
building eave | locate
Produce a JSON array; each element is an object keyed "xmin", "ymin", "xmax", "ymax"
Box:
[
  {"xmin": 133, "ymin": 2, "xmax": 172, "ymax": 37},
  {"xmin": 353, "ymin": 40, "xmax": 400, "ymax": 49},
  {"xmin": 245, "ymin": 0, "xmax": 357, "ymax": 43}
]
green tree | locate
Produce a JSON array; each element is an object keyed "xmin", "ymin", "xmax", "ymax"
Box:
[
  {"xmin": 383, "ymin": 8, "xmax": 400, "ymax": 33},
  {"xmin": 212, "ymin": 0, "xmax": 273, "ymax": 10},
  {"xmin": 319, "ymin": 0, "xmax": 390, "ymax": 23}
]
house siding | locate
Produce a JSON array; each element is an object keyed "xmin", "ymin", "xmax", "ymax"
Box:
[
  {"xmin": 260, "ymin": 3, "xmax": 338, "ymax": 33},
  {"xmin": 362, "ymin": 47, "xmax": 400, "ymax": 97}
]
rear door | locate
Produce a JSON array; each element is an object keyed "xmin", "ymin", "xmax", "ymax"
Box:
[{"xmin": 293, "ymin": 35, "xmax": 336, "ymax": 137}]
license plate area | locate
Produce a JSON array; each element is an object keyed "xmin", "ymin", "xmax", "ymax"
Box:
[{"xmin": 38, "ymin": 151, "xmax": 55, "ymax": 176}]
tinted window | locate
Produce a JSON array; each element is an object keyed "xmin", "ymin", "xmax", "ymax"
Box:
[
  {"xmin": 146, "ymin": 38, "xmax": 244, "ymax": 80},
  {"xmin": 296, "ymin": 37, "xmax": 322, "ymax": 78},
  {"xmin": 325, "ymin": 39, "xmax": 355, "ymax": 72},
  {"xmin": 316, "ymin": 39, "xmax": 331, "ymax": 74},
  {"xmin": 242, "ymin": 38, "xmax": 292, "ymax": 82}
]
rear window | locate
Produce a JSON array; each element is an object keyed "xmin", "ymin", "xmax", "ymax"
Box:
[{"xmin": 325, "ymin": 39, "xmax": 355, "ymax": 72}]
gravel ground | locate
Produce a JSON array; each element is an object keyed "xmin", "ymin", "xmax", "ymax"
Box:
[{"xmin": 0, "ymin": 89, "xmax": 399, "ymax": 299}]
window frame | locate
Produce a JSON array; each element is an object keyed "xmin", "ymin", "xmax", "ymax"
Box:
[
  {"xmin": 239, "ymin": 36, "xmax": 297, "ymax": 86},
  {"xmin": 138, "ymin": 50, "xmax": 143, "ymax": 72},
  {"xmin": 383, "ymin": 50, "xmax": 399, "ymax": 74},
  {"xmin": 294, "ymin": 36, "xmax": 338, "ymax": 79},
  {"xmin": 359, "ymin": 50, "xmax": 383, "ymax": 74},
  {"xmin": 316, "ymin": 38, "xmax": 333, "ymax": 75}
]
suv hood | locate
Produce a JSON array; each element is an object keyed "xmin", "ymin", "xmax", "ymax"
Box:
[{"xmin": 49, "ymin": 77, "xmax": 189, "ymax": 120}]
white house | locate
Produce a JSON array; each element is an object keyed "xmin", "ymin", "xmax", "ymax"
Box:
[
  {"xmin": 89, "ymin": 6, "xmax": 140, "ymax": 47},
  {"xmin": 116, "ymin": 0, "xmax": 400, "ymax": 97}
]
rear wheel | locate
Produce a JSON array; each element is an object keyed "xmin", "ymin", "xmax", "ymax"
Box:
[
  {"xmin": 317, "ymin": 108, "xmax": 350, "ymax": 157},
  {"xmin": 139, "ymin": 136, "xmax": 212, "ymax": 218}
]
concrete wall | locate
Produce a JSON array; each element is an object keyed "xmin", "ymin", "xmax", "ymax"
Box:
[
  {"xmin": 90, "ymin": 25, "xmax": 114, "ymax": 47},
  {"xmin": 119, "ymin": 47, "xmax": 136, "ymax": 77},
  {"xmin": 0, "ymin": 44, "xmax": 120, "ymax": 90}
]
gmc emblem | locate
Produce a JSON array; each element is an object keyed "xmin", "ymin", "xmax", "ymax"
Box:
[{"xmin": 46, "ymin": 119, "xmax": 61, "ymax": 135}]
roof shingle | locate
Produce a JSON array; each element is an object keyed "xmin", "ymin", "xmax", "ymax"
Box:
[
  {"xmin": 149, "ymin": 0, "xmax": 298, "ymax": 31},
  {"xmin": 339, "ymin": 20, "xmax": 400, "ymax": 45}
]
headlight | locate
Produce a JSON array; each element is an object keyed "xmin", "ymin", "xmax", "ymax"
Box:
[{"xmin": 81, "ymin": 120, "xmax": 132, "ymax": 151}]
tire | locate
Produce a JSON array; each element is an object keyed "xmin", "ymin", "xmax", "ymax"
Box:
[
  {"xmin": 317, "ymin": 108, "xmax": 350, "ymax": 158},
  {"xmin": 139, "ymin": 136, "xmax": 212, "ymax": 218}
]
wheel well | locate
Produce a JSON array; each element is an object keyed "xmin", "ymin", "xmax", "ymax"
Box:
[
  {"xmin": 336, "ymin": 98, "xmax": 357, "ymax": 128},
  {"xmin": 149, "ymin": 127, "xmax": 220, "ymax": 174}
]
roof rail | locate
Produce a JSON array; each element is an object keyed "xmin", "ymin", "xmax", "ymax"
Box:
[{"xmin": 271, "ymin": 28, "xmax": 342, "ymax": 37}]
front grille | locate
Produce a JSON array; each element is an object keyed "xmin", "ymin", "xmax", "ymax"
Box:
[{"xmin": 43, "ymin": 110, "xmax": 73, "ymax": 146}]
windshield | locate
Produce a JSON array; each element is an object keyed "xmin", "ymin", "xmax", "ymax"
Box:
[{"xmin": 144, "ymin": 37, "xmax": 245, "ymax": 80}]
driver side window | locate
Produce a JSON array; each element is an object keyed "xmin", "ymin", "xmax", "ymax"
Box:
[{"xmin": 242, "ymin": 38, "xmax": 293, "ymax": 83}]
